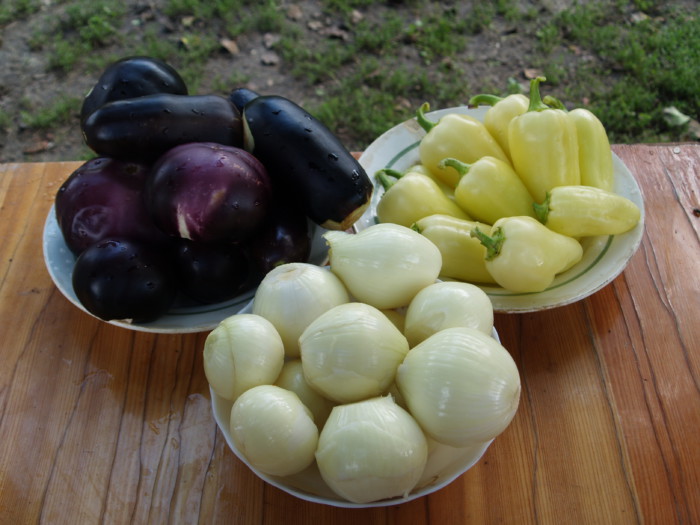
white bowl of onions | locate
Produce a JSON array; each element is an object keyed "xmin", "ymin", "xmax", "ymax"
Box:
[{"xmin": 205, "ymin": 224, "xmax": 521, "ymax": 507}]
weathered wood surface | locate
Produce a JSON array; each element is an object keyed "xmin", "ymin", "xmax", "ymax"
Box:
[{"xmin": 0, "ymin": 143, "xmax": 698, "ymax": 524}]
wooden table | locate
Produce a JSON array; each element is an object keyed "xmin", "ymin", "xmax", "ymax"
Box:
[{"xmin": 0, "ymin": 143, "xmax": 698, "ymax": 524}]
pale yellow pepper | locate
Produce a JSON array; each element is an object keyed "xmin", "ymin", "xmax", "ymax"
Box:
[
  {"xmin": 468, "ymin": 93, "xmax": 529, "ymax": 161},
  {"xmin": 471, "ymin": 216, "xmax": 583, "ymax": 293},
  {"xmin": 533, "ymin": 185, "xmax": 641, "ymax": 237},
  {"xmin": 544, "ymin": 96, "xmax": 615, "ymax": 192},
  {"xmin": 416, "ymin": 102, "xmax": 511, "ymax": 188},
  {"xmin": 439, "ymin": 156, "xmax": 536, "ymax": 224},
  {"xmin": 375, "ymin": 168, "xmax": 470, "ymax": 227},
  {"xmin": 412, "ymin": 214, "xmax": 496, "ymax": 284},
  {"xmin": 508, "ymin": 77, "xmax": 581, "ymax": 203}
]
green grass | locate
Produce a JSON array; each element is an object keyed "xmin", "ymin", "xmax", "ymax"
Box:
[
  {"xmin": 540, "ymin": 1, "xmax": 700, "ymax": 142},
  {"xmin": 8, "ymin": 0, "xmax": 699, "ymax": 150},
  {"xmin": 20, "ymin": 94, "xmax": 82, "ymax": 129},
  {"xmin": 0, "ymin": 0, "xmax": 41, "ymax": 25}
]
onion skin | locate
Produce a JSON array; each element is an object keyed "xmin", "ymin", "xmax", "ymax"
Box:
[
  {"xmin": 396, "ymin": 327, "xmax": 521, "ymax": 447},
  {"xmin": 404, "ymin": 281, "xmax": 494, "ymax": 347},
  {"xmin": 324, "ymin": 223, "xmax": 442, "ymax": 310},
  {"xmin": 203, "ymin": 314, "xmax": 285, "ymax": 402},
  {"xmin": 299, "ymin": 302, "xmax": 410, "ymax": 404},
  {"xmin": 230, "ymin": 385, "xmax": 318, "ymax": 477},
  {"xmin": 315, "ymin": 396, "xmax": 428, "ymax": 504},
  {"xmin": 252, "ymin": 263, "xmax": 350, "ymax": 357}
]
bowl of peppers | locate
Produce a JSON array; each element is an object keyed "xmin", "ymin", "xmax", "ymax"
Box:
[{"xmin": 356, "ymin": 77, "xmax": 644, "ymax": 313}]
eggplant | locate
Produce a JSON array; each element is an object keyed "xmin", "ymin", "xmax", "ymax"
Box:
[
  {"xmin": 144, "ymin": 142, "xmax": 272, "ymax": 243},
  {"xmin": 80, "ymin": 56, "xmax": 188, "ymax": 127},
  {"xmin": 83, "ymin": 93, "xmax": 243, "ymax": 162},
  {"xmin": 249, "ymin": 198, "xmax": 312, "ymax": 275},
  {"xmin": 229, "ymin": 87, "xmax": 259, "ymax": 113},
  {"xmin": 55, "ymin": 157, "xmax": 171, "ymax": 255},
  {"xmin": 72, "ymin": 238, "xmax": 178, "ymax": 323},
  {"xmin": 242, "ymin": 95, "xmax": 373, "ymax": 231},
  {"xmin": 175, "ymin": 239, "xmax": 254, "ymax": 304}
]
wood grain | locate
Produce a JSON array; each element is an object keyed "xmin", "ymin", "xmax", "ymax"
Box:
[{"xmin": 0, "ymin": 145, "xmax": 698, "ymax": 524}]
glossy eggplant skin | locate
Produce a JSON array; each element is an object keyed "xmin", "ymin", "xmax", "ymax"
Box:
[
  {"xmin": 175, "ymin": 239, "xmax": 253, "ymax": 304},
  {"xmin": 242, "ymin": 95, "xmax": 373, "ymax": 230},
  {"xmin": 229, "ymin": 87, "xmax": 259, "ymax": 113},
  {"xmin": 72, "ymin": 238, "xmax": 178, "ymax": 323},
  {"xmin": 144, "ymin": 142, "xmax": 272, "ymax": 243},
  {"xmin": 80, "ymin": 56, "xmax": 188, "ymax": 126},
  {"xmin": 83, "ymin": 93, "xmax": 243, "ymax": 162},
  {"xmin": 249, "ymin": 198, "xmax": 312, "ymax": 275},
  {"xmin": 55, "ymin": 157, "xmax": 171, "ymax": 255}
]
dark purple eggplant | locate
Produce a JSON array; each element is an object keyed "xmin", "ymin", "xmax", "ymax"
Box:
[
  {"xmin": 229, "ymin": 87, "xmax": 259, "ymax": 113},
  {"xmin": 242, "ymin": 95, "xmax": 373, "ymax": 230},
  {"xmin": 82, "ymin": 93, "xmax": 243, "ymax": 162},
  {"xmin": 80, "ymin": 56, "xmax": 188, "ymax": 127},
  {"xmin": 55, "ymin": 157, "xmax": 170, "ymax": 255},
  {"xmin": 175, "ymin": 240, "xmax": 254, "ymax": 304},
  {"xmin": 72, "ymin": 238, "xmax": 177, "ymax": 323},
  {"xmin": 144, "ymin": 142, "xmax": 272, "ymax": 243},
  {"xmin": 249, "ymin": 199, "xmax": 312, "ymax": 275}
]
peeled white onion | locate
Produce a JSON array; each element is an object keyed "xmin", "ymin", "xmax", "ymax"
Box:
[
  {"xmin": 324, "ymin": 223, "xmax": 442, "ymax": 309},
  {"xmin": 404, "ymin": 281, "xmax": 494, "ymax": 347},
  {"xmin": 396, "ymin": 327, "xmax": 521, "ymax": 447},
  {"xmin": 274, "ymin": 359, "xmax": 335, "ymax": 428},
  {"xmin": 299, "ymin": 302, "xmax": 410, "ymax": 403},
  {"xmin": 315, "ymin": 396, "xmax": 428, "ymax": 504},
  {"xmin": 203, "ymin": 314, "xmax": 285, "ymax": 402},
  {"xmin": 252, "ymin": 263, "xmax": 350, "ymax": 357},
  {"xmin": 230, "ymin": 385, "xmax": 318, "ymax": 477}
]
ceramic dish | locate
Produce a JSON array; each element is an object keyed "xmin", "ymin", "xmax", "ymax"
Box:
[
  {"xmin": 210, "ymin": 300, "xmax": 498, "ymax": 508},
  {"xmin": 42, "ymin": 206, "xmax": 329, "ymax": 333},
  {"xmin": 356, "ymin": 106, "xmax": 645, "ymax": 313}
]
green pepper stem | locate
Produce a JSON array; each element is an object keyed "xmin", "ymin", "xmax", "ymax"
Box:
[
  {"xmin": 375, "ymin": 169, "xmax": 403, "ymax": 190},
  {"xmin": 527, "ymin": 76, "xmax": 550, "ymax": 112},
  {"xmin": 532, "ymin": 192, "xmax": 552, "ymax": 224},
  {"xmin": 416, "ymin": 102, "xmax": 436, "ymax": 132},
  {"xmin": 468, "ymin": 94, "xmax": 503, "ymax": 107},
  {"xmin": 543, "ymin": 95, "xmax": 567, "ymax": 111},
  {"xmin": 438, "ymin": 157, "xmax": 471, "ymax": 178},
  {"xmin": 470, "ymin": 226, "xmax": 505, "ymax": 261}
]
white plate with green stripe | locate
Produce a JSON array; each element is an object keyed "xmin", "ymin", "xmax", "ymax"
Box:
[{"xmin": 356, "ymin": 106, "xmax": 645, "ymax": 313}]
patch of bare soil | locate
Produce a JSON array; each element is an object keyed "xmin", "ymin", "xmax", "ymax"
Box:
[{"xmin": 0, "ymin": 0, "xmax": 679, "ymax": 163}]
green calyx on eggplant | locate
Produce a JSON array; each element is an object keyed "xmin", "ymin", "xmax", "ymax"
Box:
[
  {"xmin": 80, "ymin": 56, "xmax": 188, "ymax": 127},
  {"xmin": 82, "ymin": 93, "xmax": 244, "ymax": 162},
  {"xmin": 242, "ymin": 95, "xmax": 372, "ymax": 231}
]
